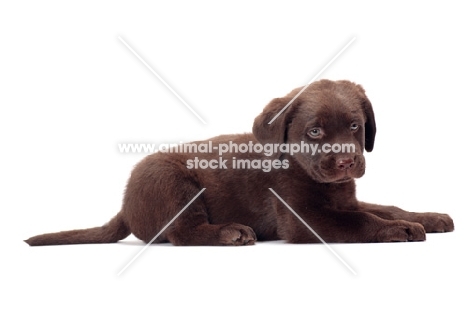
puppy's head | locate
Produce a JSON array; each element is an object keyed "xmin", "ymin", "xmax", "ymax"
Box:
[{"xmin": 253, "ymin": 80, "xmax": 376, "ymax": 183}]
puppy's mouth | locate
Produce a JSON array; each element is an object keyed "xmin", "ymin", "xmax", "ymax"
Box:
[
  {"xmin": 333, "ymin": 175, "xmax": 353, "ymax": 183},
  {"xmin": 328, "ymin": 170, "xmax": 354, "ymax": 183},
  {"xmin": 307, "ymin": 167, "xmax": 355, "ymax": 183},
  {"xmin": 316, "ymin": 167, "xmax": 363, "ymax": 183}
]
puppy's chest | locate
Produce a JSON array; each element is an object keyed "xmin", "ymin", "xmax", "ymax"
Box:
[{"xmin": 285, "ymin": 182, "xmax": 358, "ymax": 211}]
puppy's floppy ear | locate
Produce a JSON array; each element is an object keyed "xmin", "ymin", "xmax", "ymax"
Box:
[
  {"xmin": 252, "ymin": 97, "xmax": 296, "ymax": 146},
  {"xmin": 356, "ymin": 85, "xmax": 376, "ymax": 152}
]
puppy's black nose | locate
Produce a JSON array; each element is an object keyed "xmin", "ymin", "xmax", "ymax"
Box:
[{"xmin": 336, "ymin": 158, "xmax": 354, "ymax": 170}]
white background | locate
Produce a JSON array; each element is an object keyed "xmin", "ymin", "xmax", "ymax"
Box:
[{"xmin": 1, "ymin": 1, "xmax": 467, "ymax": 310}]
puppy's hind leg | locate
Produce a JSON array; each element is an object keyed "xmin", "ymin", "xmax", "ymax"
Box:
[
  {"xmin": 163, "ymin": 183, "xmax": 257, "ymax": 246},
  {"xmin": 165, "ymin": 196, "xmax": 257, "ymax": 246},
  {"xmin": 124, "ymin": 156, "xmax": 256, "ymax": 246}
]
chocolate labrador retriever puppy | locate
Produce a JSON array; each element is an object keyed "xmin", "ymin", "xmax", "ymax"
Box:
[{"xmin": 25, "ymin": 80, "xmax": 454, "ymax": 246}]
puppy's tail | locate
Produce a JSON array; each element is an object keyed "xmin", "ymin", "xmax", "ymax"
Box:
[{"xmin": 24, "ymin": 211, "xmax": 130, "ymax": 246}]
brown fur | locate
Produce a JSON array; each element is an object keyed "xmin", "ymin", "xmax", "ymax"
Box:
[{"xmin": 25, "ymin": 80, "xmax": 454, "ymax": 246}]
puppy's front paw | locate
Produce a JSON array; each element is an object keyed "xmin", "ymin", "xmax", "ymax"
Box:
[
  {"xmin": 416, "ymin": 213, "xmax": 454, "ymax": 233},
  {"xmin": 376, "ymin": 220, "xmax": 426, "ymax": 242},
  {"xmin": 219, "ymin": 223, "xmax": 257, "ymax": 246}
]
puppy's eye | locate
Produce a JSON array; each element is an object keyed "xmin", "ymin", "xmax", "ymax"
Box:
[
  {"xmin": 308, "ymin": 128, "xmax": 322, "ymax": 138},
  {"xmin": 350, "ymin": 123, "xmax": 359, "ymax": 131}
]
